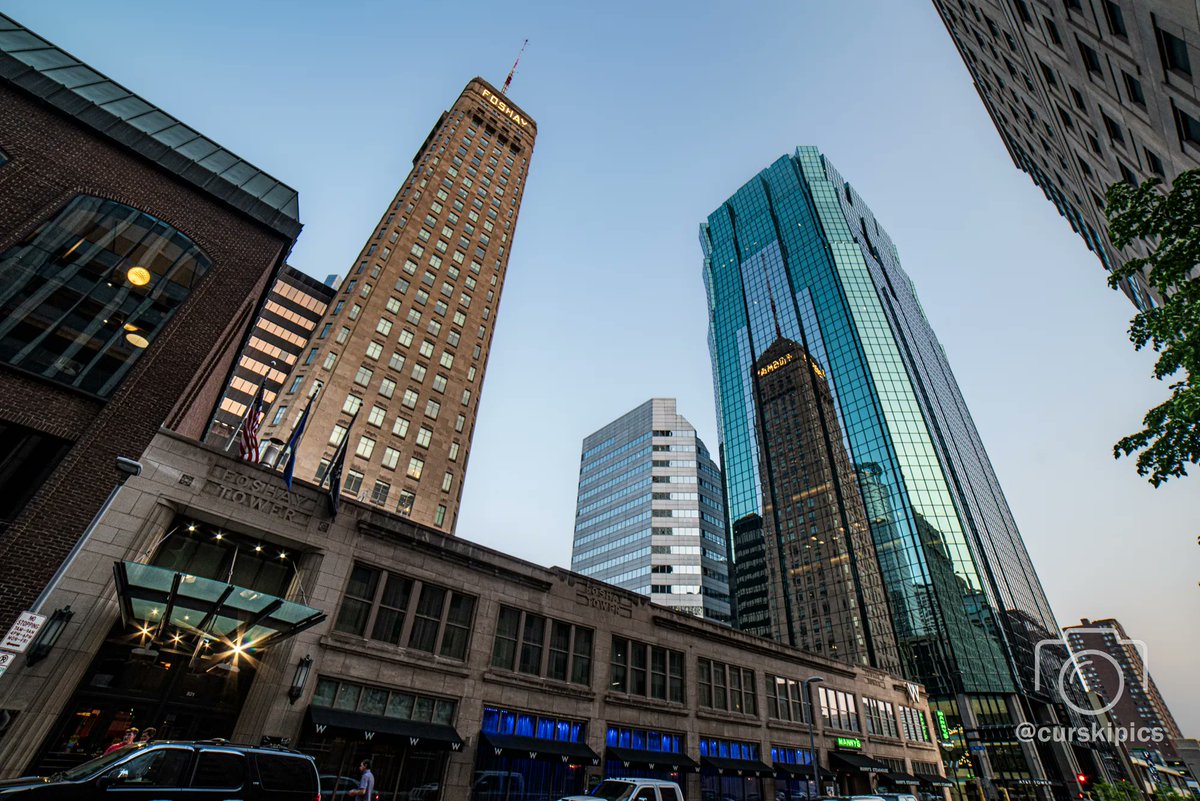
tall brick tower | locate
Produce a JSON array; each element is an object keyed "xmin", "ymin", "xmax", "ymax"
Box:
[{"xmin": 259, "ymin": 78, "xmax": 535, "ymax": 533}]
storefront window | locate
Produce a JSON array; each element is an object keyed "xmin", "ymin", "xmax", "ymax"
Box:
[
  {"xmin": 474, "ymin": 707, "xmax": 589, "ymax": 801},
  {"xmin": 0, "ymin": 195, "xmax": 212, "ymax": 396}
]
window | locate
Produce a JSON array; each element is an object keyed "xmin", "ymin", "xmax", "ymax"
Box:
[
  {"xmin": 379, "ymin": 378, "xmax": 396, "ymax": 398},
  {"xmin": 1038, "ymin": 59, "xmax": 1058, "ymax": 88},
  {"xmin": 342, "ymin": 394, "xmax": 363, "ymax": 415},
  {"xmin": 1158, "ymin": 26, "xmax": 1193, "ymax": 77},
  {"xmin": 393, "ymin": 417, "xmax": 411, "ymax": 437},
  {"xmin": 270, "ymin": 405, "xmax": 288, "ymax": 426},
  {"xmin": 397, "ymin": 491, "xmax": 415, "ymax": 516},
  {"xmin": 461, "ymin": 389, "xmax": 471, "ymax": 406},
  {"xmin": 698, "ymin": 658, "xmax": 757, "ymax": 715},
  {"xmin": 348, "ymin": 304, "xmax": 361, "ymax": 320},
  {"xmin": 329, "ymin": 424, "xmax": 347, "ymax": 446},
  {"xmin": 1102, "ymin": 1, "xmax": 1126, "ymax": 37},
  {"xmin": 407, "ymin": 457, "xmax": 425, "ymax": 480},
  {"xmin": 311, "ymin": 677, "xmax": 456, "ymax": 726},
  {"xmin": 1069, "ymin": 85, "xmax": 1085, "ymax": 111},
  {"xmin": 1044, "ymin": 17, "xmax": 1062, "ymax": 47},
  {"xmin": 411, "ymin": 363, "xmax": 427, "ymax": 382},
  {"xmin": 402, "ymin": 389, "xmax": 419, "ymax": 409},
  {"xmin": 1123, "ymin": 71, "xmax": 1146, "ymax": 107},
  {"xmin": 435, "ymin": 504, "xmax": 446, "ymax": 526},
  {"xmin": 399, "ymin": 329, "xmax": 415, "ymax": 347},
  {"xmin": 376, "ymin": 318, "xmax": 393, "ymax": 336},
  {"xmin": 193, "ymin": 752, "xmax": 245, "ymax": 789},
  {"xmin": 1145, "ymin": 147, "xmax": 1165, "ymax": 176},
  {"xmin": 609, "ymin": 636, "xmax": 684, "ymax": 702},
  {"xmin": 381, "ymin": 447, "xmax": 400, "ymax": 470},
  {"xmin": 336, "ymin": 326, "xmax": 350, "ymax": 344},
  {"xmin": 441, "ymin": 471, "xmax": 453, "ymax": 492},
  {"xmin": 1102, "ymin": 112, "xmax": 1126, "ymax": 145},
  {"xmin": 432, "ymin": 375, "xmax": 447, "ymax": 393},
  {"xmin": 765, "ymin": 675, "xmax": 812, "ymax": 723},
  {"xmin": 389, "ymin": 351, "xmax": 405, "ymax": 371},
  {"xmin": 1176, "ymin": 104, "xmax": 1200, "ymax": 145},
  {"xmin": 491, "ymin": 606, "xmax": 594, "ymax": 685},
  {"xmin": 863, "ymin": 697, "xmax": 900, "ymax": 738},
  {"xmin": 303, "ymin": 347, "xmax": 318, "ymax": 366},
  {"xmin": 448, "ymin": 442, "xmax": 460, "ymax": 461},
  {"xmin": 323, "ymin": 352, "xmax": 337, "ymax": 370},
  {"xmin": 318, "ymin": 323, "xmax": 332, "ymax": 340},
  {"xmin": 334, "ymin": 564, "xmax": 475, "ymax": 659},
  {"xmin": 439, "ymin": 351, "xmax": 454, "ymax": 369},
  {"xmin": 354, "ymin": 367, "xmax": 373, "ymax": 387},
  {"xmin": 818, "ymin": 686, "xmax": 860, "ymax": 731},
  {"xmin": 1077, "ymin": 39, "xmax": 1102, "ymax": 75},
  {"xmin": 288, "ymin": 375, "xmax": 304, "ymax": 394},
  {"xmin": 344, "ymin": 470, "xmax": 363, "ymax": 495},
  {"xmin": 455, "ymin": 414, "xmax": 466, "ymax": 433},
  {"xmin": 424, "ymin": 399, "xmax": 441, "ymax": 419},
  {"xmin": 370, "ymin": 480, "xmax": 390, "ymax": 505},
  {"xmin": 900, "ymin": 706, "xmax": 932, "ymax": 742},
  {"xmin": 368, "ymin": 405, "xmax": 386, "ymax": 427},
  {"xmin": 419, "ymin": 340, "xmax": 435, "ymax": 358},
  {"xmin": 364, "ymin": 342, "xmax": 382, "ymax": 361},
  {"xmin": 356, "ymin": 436, "xmax": 375, "ymax": 459},
  {"xmin": 416, "ymin": 426, "xmax": 433, "ymax": 448},
  {"xmin": 108, "ymin": 747, "xmax": 191, "ymax": 788}
]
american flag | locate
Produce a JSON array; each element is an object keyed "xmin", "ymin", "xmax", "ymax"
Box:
[{"xmin": 238, "ymin": 382, "xmax": 266, "ymax": 462}]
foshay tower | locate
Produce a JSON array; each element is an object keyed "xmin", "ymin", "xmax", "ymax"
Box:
[
  {"xmin": 748, "ymin": 334, "xmax": 899, "ymax": 672},
  {"xmin": 259, "ymin": 78, "xmax": 535, "ymax": 532}
]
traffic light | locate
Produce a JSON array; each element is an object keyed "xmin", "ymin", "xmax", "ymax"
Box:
[{"xmin": 1076, "ymin": 773, "xmax": 1090, "ymax": 786}]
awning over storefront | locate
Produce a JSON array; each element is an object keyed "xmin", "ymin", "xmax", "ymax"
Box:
[
  {"xmin": 774, "ymin": 762, "xmax": 824, "ymax": 778},
  {"xmin": 919, "ymin": 776, "xmax": 956, "ymax": 789},
  {"xmin": 882, "ymin": 772, "xmax": 924, "ymax": 785},
  {"xmin": 113, "ymin": 560, "xmax": 325, "ymax": 665},
  {"xmin": 700, "ymin": 756, "xmax": 775, "ymax": 777},
  {"xmin": 480, "ymin": 732, "xmax": 600, "ymax": 766},
  {"xmin": 606, "ymin": 746, "xmax": 698, "ymax": 773},
  {"xmin": 307, "ymin": 706, "xmax": 463, "ymax": 751},
  {"xmin": 828, "ymin": 752, "xmax": 890, "ymax": 774}
]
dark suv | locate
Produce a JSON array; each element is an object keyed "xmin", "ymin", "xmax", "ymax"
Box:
[{"xmin": 0, "ymin": 741, "xmax": 320, "ymax": 801}]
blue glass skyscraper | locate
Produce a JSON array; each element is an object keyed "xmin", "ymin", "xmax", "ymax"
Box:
[{"xmin": 702, "ymin": 147, "xmax": 1099, "ymax": 801}]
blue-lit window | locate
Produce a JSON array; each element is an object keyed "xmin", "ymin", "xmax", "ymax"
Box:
[
  {"xmin": 481, "ymin": 706, "xmax": 585, "ymax": 742},
  {"xmin": 0, "ymin": 146, "xmax": 8, "ymax": 167},
  {"xmin": 606, "ymin": 726, "xmax": 684, "ymax": 753},
  {"xmin": 770, "ymin": 746, "xmax": 813, "ymax": 766},
  {"xmin": 699, "ymin": 738, "xmax": 759, "ymax": 761},
  {"xmin": 0, "ymin": 195, "xmax": 211, "ymax": 397}
]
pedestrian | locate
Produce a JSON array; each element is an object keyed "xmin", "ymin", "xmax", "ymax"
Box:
[
  {"xmin": 137, "ymin": 727, "xmax": 156, "ymax": 743},
  {"xmin": 103, "ymin": 728, "xmax": 139, "ymax": 755},
  {"xmin": 349, "ymin": 760, "xmax": 374, "ymax": 801}
]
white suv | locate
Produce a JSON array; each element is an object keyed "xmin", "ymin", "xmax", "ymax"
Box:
[{"xmin": 559, "ymin": 778, "xmax": 685, "ymax": 801}]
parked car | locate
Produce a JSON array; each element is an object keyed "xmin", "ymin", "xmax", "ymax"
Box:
[
  {"xmin": 0, "ymin": 740, "xmax": 319, "ymax": 801},
  {"xmin": 560, "ymin": 778, "xmax": 685, "ymax": 801}
]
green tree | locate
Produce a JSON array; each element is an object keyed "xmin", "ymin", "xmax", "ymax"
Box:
[
  {"xmin": 1093, "ymin": 781, "xmax": 1142, "ymax": 801},
  {"xmin": 1103, "ymin": 171, "xmax": 1200, "ymax": 485}
]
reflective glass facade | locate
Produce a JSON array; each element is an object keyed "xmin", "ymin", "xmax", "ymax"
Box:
[
  {"xmin": 572, "ymin": 399, "xmax": 730, "ymax": 623},
  {"xmin": 703, "ymin": 147, "xmax": 1065, "ymax": 701}
]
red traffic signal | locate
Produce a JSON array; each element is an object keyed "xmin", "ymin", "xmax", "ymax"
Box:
[{"xmin": 1076, "ymin": 774, "xmax": 1089, "ymax": 785}]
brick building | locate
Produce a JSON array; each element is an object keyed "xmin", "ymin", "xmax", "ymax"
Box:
[
  {"xmin": 0, "ymin": 430, "xmax": 951, "ymax": 801},
  {"xmin": 0, "ymin": 14, "xmax": 301, "ymax": 630},
  {"xmin": 257, "ymin": 77, "xmax": 535, "ymax": 535}
]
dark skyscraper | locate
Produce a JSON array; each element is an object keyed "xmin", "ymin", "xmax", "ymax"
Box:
[
  {"xmin": 931, "ymin": 0, "xmax": 1200, "ymax": 311},
  {"xmin": 746, "ymin": 335, "xmax": 899, "ymax": 672},
  {"xmin": 259, "ymin": 78, "xmax": 535, "ymax": 533},
  {"xmin": 703, "ymin": 146, "xmax": 1108, "ymax": 801}
]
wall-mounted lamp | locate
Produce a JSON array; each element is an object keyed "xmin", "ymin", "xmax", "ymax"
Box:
[
  {"xmin": 288, "ymin": 654, "xmax": 313, "ymax": 704},
  {"xmin": 26, "ymin": 606, "xmax": 73, "ymax": 666}
]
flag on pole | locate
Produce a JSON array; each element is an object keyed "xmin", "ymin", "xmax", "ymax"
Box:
[
  {"xmin": 237, "ymin": 382, "xmax": 267, "ymax": 463},
  {"xmin": 502, "ymin": 39, "xmax": 528, "ymax": 94},
  {"xmin": 282, "ymin": 391, "xmax": 316, "ymax": 490},
  {"xmin": 322, "ymin": 410, "xmax": 357, "ymax": 518}
]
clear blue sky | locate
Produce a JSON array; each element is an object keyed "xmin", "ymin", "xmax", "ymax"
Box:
[{"xmin": 12, "ymin": 0, "xmax": 1195, "ymax": 731}]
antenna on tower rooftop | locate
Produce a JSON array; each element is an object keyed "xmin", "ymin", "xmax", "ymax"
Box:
[{"xmin": 501, "ymin": 39, "xmax": 528, "ymax": 95}]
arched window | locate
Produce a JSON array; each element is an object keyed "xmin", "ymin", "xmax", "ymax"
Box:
[{"xmin": 0, "ymin": 195, "xmax": 212, "ymax": 396}]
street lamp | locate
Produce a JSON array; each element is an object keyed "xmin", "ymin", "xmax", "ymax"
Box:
[
  {"xmin": 288, "ymin": 654, "xmax": 313, "ymax": 703},
  {"xmin": 26, "ymin": 606, "xmax": 73, "ymax": 666},
  {"xmin": 804, "ymin": 676, "xmax": 825, "ymax": 799}
]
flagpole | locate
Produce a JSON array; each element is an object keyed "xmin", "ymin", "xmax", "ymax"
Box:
[
  {"xmin": 229, "ymin": 377, "xmax": 267, "ymax": 455},
  {"xmin": 277, "ymin": 383, "xmax": 321, "ymax": 474}
]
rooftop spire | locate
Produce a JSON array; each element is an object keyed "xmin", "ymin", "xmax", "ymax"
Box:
[{"xmin": 501, "ymin": 39, "xmax": 528, "ymax": 95}]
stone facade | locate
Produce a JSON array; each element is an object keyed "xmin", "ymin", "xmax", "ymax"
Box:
[{"xmin": 0, "ymin": 431, "xmax": 947, "ymax": 801}]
